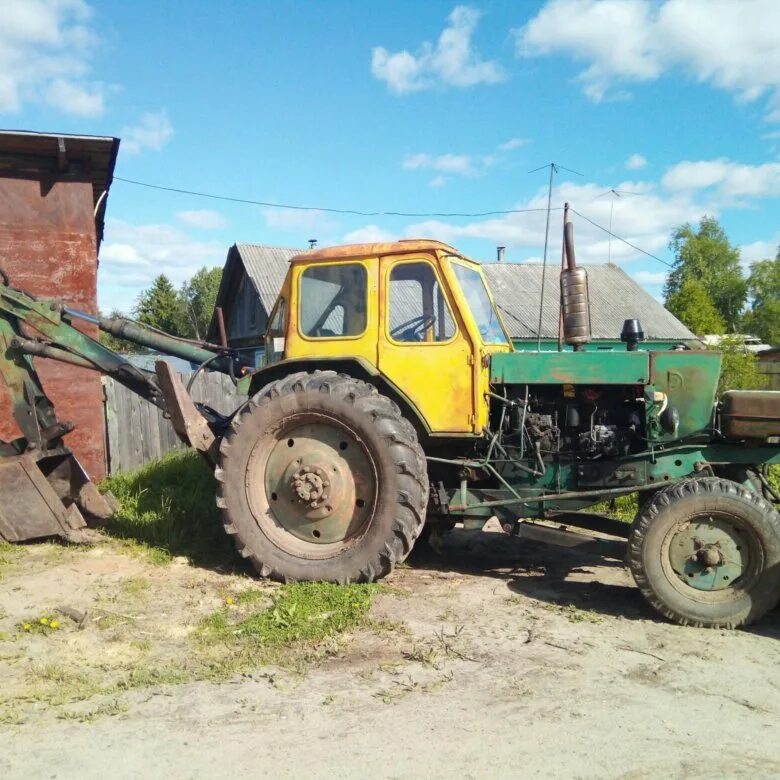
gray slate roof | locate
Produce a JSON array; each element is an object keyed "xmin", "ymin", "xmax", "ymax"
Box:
[
  {"xmin": 234, "ymin": 243, "xmax": 300, "ymax": 312},
  {"xmin": 211, "ymin": 243, "xmax": 694, "ymax": 342},
  {"xmin": 483, "ymin": 263, "xmax": 694, "ymax": 340}
]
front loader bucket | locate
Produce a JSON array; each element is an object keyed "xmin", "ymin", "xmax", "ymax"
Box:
[{"xmin": 0, "ymin": 448, "xmax": 115, "ymax": 543}]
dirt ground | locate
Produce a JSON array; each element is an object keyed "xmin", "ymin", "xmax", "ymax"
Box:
[{"xmin": 1, "ymin": 525, "xmax": 779, "ymax": 780}]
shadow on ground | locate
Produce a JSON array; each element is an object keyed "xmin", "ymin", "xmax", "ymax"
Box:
[{"xmin": 409, "ymin": 527, "xmax": 780, "ymax": 632}]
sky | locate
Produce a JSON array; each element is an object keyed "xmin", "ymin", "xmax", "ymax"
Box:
[{"xmin": 1, "ymin": 0, "xmax": 779, "ymax": 314}]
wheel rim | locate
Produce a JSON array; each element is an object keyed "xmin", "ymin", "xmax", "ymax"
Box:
[
  {"xmin": 245, "ymin": 413, "xmax": 377, "ymax": 559},
  {"xmin": 662, "ymin": 511, "xmax": 762, "ymax": 601}
]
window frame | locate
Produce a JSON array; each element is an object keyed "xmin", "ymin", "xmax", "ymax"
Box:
[
  {"xmin": 385, "ymin": 258, "xmax": 459, "ymax": 347},
  {"xmin": 448, "ymin": 258, "xmax": 510, "ymax": 346},
  {"xmin": 296, "ymin": 261, "xmax": 369, "ymax": 342}
]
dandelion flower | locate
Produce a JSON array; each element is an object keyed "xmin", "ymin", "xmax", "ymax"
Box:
[
  {"xmin": 39, "ymin": 617, "xmax": 49, "ymax": 625},
  {"xmin": 225, "ymin": 596, "xmax": 235, "ymax": 605},
  {"xmin": 50, "ymin": 620, "xmax": 60, "ymax": 630}
]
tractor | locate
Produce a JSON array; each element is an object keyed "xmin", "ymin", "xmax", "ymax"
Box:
[{"xmin": 1, "ymin": 216, "xmax": 779, "ymax": 628}]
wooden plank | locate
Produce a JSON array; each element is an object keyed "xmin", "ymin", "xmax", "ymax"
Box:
[{"xmin": 103, "ymin": 378, "xmax": 120, "ymax": 475}]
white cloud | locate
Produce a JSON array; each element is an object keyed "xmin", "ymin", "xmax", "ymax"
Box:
[
  {"xmin": 739, "ymin": 238, "xmax": 779, "ymax": 265},
  {"xmin": 262, "ymin": 207, "xmax": 335, "ymax": 233},
  {"xmin": 121, "ymin": 110, "xmax": 174, "ymax": 155},
  {"xmin": 403, "ymin": 152, "xmax": 476, "ymax": 176},
  {"xmin": 342, "ymin": 225, "xmax": 396, "ymax": 244},
  {"xmin": 625, "ymin": 153, "xmax": 647, "ymax": 170},
  {"xmin": 661, "ymin": 158, "xmax": 780, "ymax": 200},
  {"xmin": 371, "ymin": 6, "xmax": 505, "ymax": 94},
  {"xmin": 516, "ymin": 0, "xmax": 780, "ymax": 119},
  {"xmin": 429, "ymin": 175, "xmax": 447, "ymax": 188},
  {"xmin": 404, "ymin": 176, "xmax": 702, "ymax": 267},
  {"xmin": 176, "ymin": 209, "xmax": 228, "ymax": 230},
  {"xmin": 0, "ymin": 0, "xmax": 107, "ymax": 115},
  {"xmin": 498, "ymin": 137, "xmax": 530, "ymax": 151},
  {"xmin": 632, "ymin": 270, "xmax": 668, "ymax": 285},
  {"xmin": 98, "ymin": 218, "xmax": 224, "ymax": 312}
]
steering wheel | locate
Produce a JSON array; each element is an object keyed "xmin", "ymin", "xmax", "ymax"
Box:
[{"xmin": 390, "ymin": 314, "xmax": 435, "ymax": 341}]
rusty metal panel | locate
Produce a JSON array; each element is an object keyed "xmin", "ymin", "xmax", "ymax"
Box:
[
  {"xmin": 0, "ymin": 454, "xmax": 85, "ymax": 542},
  {"xmin": 0, "ymin": 175, "xmax": 106, "ymax": 479},
  {"xmin": 721, "ymin": 390, "xmax": 780, "ymax": 441}
]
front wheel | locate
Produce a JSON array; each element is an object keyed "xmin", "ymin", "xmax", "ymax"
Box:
[
  {"xmin": 216, "ymin": 371, "xmax": 428, "ymax": 583},
  {"xmin": 628, "ymin": 478, "xmax": 780, "ymax": 628}
]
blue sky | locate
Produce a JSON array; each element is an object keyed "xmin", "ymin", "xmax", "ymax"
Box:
[{"xmin": 1, "ymin": 0, "xmax": 779, "ymax": 313}]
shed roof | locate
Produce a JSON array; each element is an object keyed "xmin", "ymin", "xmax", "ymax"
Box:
[
  {"xmin": 0, "ymin": 129, "xmax": 120, "ymax": 246},
  {"xmin": 207, "ymin": 243, "xmax": 301, "ymax": 342},
  {"xmin": 209, "ymin": 242, "xmax": 694, "ymax": 343},
  {"xmin": 483, "ymin": 263, "xmax": 694, "ymax": 341}
]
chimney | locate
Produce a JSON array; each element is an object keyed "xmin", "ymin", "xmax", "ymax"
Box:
[
  {"xmin": 497, "ymin": 246, "xmax": 506, "ymax": 262},
  {"xmin": 308, "ymin": 238, "xmax": 318, "ymax": 249}
]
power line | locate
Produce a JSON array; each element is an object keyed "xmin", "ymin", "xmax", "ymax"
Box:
[
  {"xmin": 113, "ymin": 176, "xmax": 561, "ymax": 219},
  {"xmin": 569, "ymin": 207, "xmax": 673, "ymax": 268},
  {"xmin": 112, "ymin": 175, "xmax": 672, "ymax": 269}
]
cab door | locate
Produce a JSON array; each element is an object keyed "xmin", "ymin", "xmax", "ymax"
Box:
[{"xmin": 377, "ymin": 256, "xmax": 475, "ymax": 433}]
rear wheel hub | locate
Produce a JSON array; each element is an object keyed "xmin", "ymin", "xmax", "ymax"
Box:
[
  {"xmin": 667, "ymin": 514, "xmax": 752, "ymax": 592},
  {"xmin": 249, "ymin": 418, "xmax": 377, "ymax": 550}
]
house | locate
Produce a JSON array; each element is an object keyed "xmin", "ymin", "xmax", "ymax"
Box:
[
  {"xmin": 208, "ymin": 243, "xmax": 695, "ymax": 363},
  {"xmin": 0, "ymin": 130, "xmax": 119, "ymax": 479}
]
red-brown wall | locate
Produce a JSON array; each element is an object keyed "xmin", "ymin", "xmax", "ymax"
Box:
[{"xmin": 0, "ymin": 176, "xmax": 106, "ymax": 479}]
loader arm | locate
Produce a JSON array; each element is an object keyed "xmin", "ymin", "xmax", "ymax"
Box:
[{"xmin": 0, "ymin": 271, "xmax": 250, "ymax": 543}]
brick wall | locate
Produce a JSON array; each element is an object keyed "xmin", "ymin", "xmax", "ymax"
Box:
[{"xmin": 0, "ymin": 176, "xmax": 106, "ymax": 479}]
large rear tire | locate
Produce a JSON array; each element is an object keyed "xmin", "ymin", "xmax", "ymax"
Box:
[
  {"xmin": 216, "ymin": 371, "xmax": 428, "ymax": 583},
  {"xmin": 628, "ymin": 477, "xmax": 780, "ymax": 628}
]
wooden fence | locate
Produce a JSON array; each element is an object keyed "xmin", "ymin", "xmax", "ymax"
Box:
[
  {"xmin": 759, "ymin": 359, "xmax": 780, "ymax": 390},
  {"xmin": 103, "ymin": 372, "xmax": 247, "ymax": 474}
]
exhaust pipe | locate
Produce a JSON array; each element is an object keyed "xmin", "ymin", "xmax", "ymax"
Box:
[{"xmin": 560, "ymin": 207, "xmax": 592, "ymax": 351}]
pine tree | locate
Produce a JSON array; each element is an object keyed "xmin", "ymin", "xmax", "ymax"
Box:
[{"xmin": 133, "ymin": 275, "xmax": 183, "ymax": 335}]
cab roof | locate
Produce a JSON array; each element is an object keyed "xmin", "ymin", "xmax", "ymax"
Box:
[{"xmin": 289, "ymin": 239, "xmax": 475, "ymax": 266}]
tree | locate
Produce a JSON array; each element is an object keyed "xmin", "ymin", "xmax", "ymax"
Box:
[
  {"xmin": 664, "ymin": 217, "xmax": 747, "ymax": 331},
  {"xmin": 742, "ymin": 249, "xmax": 780, "ymax": 344},
  {"xmin": 178, "ymin": 267, "xmax": 222, "ymax": 340},
  {"xmin": 714, "ymin": 336, "xmax": 768, "ymax": 396},
  {"xmin": 665, "ymin": 278, "xmax": 726, "ymax": 336},
  {"xmin": 133, "ymin": 275, "xmax": 183, "ymax": 335}
]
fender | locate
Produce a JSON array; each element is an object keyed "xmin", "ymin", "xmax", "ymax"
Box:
[{"xmin": 239, "ymin": 356, "xmax": 433, "ymax": 439}]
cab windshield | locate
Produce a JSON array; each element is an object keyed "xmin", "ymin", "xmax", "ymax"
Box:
[{"xmin": 450, "ymin": 260, "xmax": 509, "ymax": 345}]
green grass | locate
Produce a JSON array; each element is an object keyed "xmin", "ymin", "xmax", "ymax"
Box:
[
  {"xmin": 200, "ymin": 582, "xmax": 380, "ymax": 654},
  {"xmin": 101, "ymin": 451, "xmax": 236, "ymax": 566},
  {"xmin": 588, "ymin": 494, "xmax": 638, "ymax": 523}
]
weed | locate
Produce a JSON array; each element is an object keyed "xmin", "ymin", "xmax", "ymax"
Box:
[
  {"xmin": 589, "ymin": 494, "xmax": 638, "ymax": 523},
  {"xmin": 17, "ymin": 615, "xmax": 61, "ymax": 635},
  {"xmin": 101, "ymin": 451, "xmax": 236, "ymax": 566},
  {"xmin": 402, "ymin": 644, "xmax": 441, "ymax": 668},
  {"xmin": 543, "ymin": 603, "xmax": 603, "ymax": 624},
  {"xmin": 201, "ymin": 582, "xmax": 379, "ymax": 648},
  {"xmin": 0, "ymin": 540, "xmax": 24, "ymax": 580},
  {"xmin": 119, "ymin": 576, "xmax": 151, "ymax": 597},
  {"xmin": 58, "ymin": 699, "xmax": 128, "ymax": 723}
]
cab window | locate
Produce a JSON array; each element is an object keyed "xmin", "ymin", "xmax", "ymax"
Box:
[
  {"xmin": 299, "ymin": 264, "xmax": 367, "ymax": 338},
  {"xmin": 388, "ymin": 262, "xmax": 456, "ymax": 343},
  {"xmin": 264, "ymin": 298, "xmax": 286, "ymax": 365}
]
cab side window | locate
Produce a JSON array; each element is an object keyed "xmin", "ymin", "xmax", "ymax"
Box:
[
  {"xmin": 300, "ymin": 264, "xmax": 367, "ymax": 338},
  {"xmin": 388, "ymin": 262, "xmax": 456, "ymax": 343}
]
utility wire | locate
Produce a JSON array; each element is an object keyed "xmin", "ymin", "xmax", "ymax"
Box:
[
  {"xmin": 569, "ymin": 207, "xmax": 673, "ymax": 268},
  {"xmin": 113, "ymin": 176, "xmax": 672, "ymax": 269},
  {"xmin": 113, "ymin": 176, "xmax": 561, "ymax": 219}
]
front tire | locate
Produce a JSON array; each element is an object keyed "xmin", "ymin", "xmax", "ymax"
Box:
[
  {"xmin": 216, "ymin": 371, "xmax": 428, "ymax": 583},
  {"xmin": 628, "ymin": 478, "xmax": 780, "ymax": 628}
]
